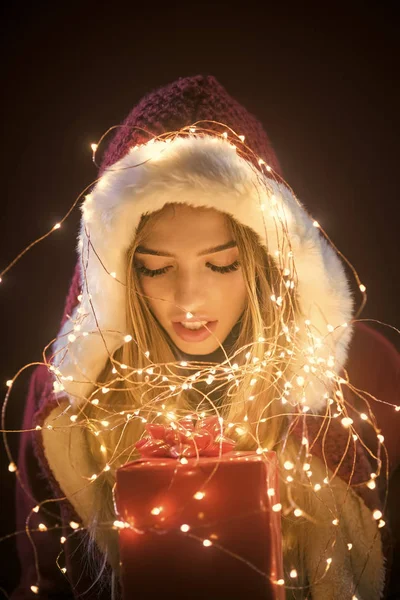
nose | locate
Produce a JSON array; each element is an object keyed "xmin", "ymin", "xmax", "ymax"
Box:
[{"xmin": 173, "ymin": 268, "xmax": 207, "ymax": 313}]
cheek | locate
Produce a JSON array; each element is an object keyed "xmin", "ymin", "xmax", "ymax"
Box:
[{"xmin": 139, "ymin": 277, "xmax": 172, "ymax": 318}]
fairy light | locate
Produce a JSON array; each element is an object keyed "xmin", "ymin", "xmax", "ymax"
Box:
[
  {"xmin": 61, "ymin": 567, "xmax": 67, "ymax": 574},
  {"xmin": 347, "ymin": 543, "xmax": 353, "ymax": 550},
  {"xmin": 60, "ymin": 536, "xmax": 66, "ymax": 544},
  {"xmin": 38, "ymin": 523, "xmax": 47, "ymax": 531},
  {"xmin": 341, "ymin": 417, "xmax": 353, "ymax": 428},
  {"xmin": 2, "ymin": 123, "xmax": 398, "ymax": 592},
  {"xmin": 30, "ymin": 586, "xmax": 39, "ymax": 594},
  {"xmin": 113, "ymin": 520, "xmax": 128, "ymax": 529}
]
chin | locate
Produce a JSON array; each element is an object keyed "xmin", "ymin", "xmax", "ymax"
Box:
[{"xmin": 175, "ymin": 339, "xmax": 221, "ymax": 355}]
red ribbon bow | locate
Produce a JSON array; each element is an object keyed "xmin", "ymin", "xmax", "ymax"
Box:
[{"xmin": 135, "ymin": 415, "xmax": 236, "ymax": 458}]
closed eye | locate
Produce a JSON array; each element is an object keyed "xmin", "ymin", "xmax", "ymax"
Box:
[{"xmin": 135, "ymin": 260, "xmax": 240, "ymax": 278}]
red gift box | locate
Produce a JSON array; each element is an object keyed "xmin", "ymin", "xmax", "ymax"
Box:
[{"xmin": 115, "ymin": 450, "xmax": 284, "ymax": 599}]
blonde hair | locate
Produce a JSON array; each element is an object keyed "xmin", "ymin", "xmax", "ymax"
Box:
[{"xmin": 82, "ymin": 202, "xmax": 312, "ymax": 591}]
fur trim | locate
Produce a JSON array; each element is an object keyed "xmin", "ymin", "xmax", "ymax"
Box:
[{"xmin": 51, "ymin": 135, "xmax": 354, "ymax": 410}]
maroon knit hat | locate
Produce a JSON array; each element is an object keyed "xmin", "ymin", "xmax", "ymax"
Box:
[
  {"xmin": 60, "ymin": 75, "xmax": 282, "ymax": 328},
  {"xmin": 100, "ymin": 75, "xmax": 282, "ymax": 176}
]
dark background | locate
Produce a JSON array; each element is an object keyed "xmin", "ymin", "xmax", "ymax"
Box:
[{"xmin": 1, "ymin": 2, "xmax": 399, "ymax": 596}]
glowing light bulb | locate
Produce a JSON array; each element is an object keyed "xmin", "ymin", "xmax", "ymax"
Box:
[
  {"xmin": 33, "ymin": 506, "xmax": 39, "ymax": 513},
  {"xmin": 314, "ymin": 483, "xmax": 322, "ymax": 491},
  {"xmin": 30, "ymin": 586, "xmax": 39, "ymax": 594},
  {"xmin": 53, "ymin": 223, "xmax": 61, "ymax": 230},
  {"xmin": 378, "ymin": 519, "xmax": 385, "ymax": 528},
  {"xmin": 69, "ymin": 521, "xmax": 80, "ymax": 530},
  {"xmin": 151, "ymin": 507, "xmax": 162, "ymax": 515},
  {"xmin": 332, "ymin": 519, "xmax": 339, "ymax": 526},
  {"xmin": 341, "ymin": 417, "xmax": 353, "ymax": 428},
  {"xmin": 373, "ymin": 510, "xmax": 382, "ymax": 520},
  {"xmin": 276, "ymin": 579, "xmax": 284, "ymax": 586},
  {"xmin": 290, "ymin": 569, "xmax": 297, "ymax": 578},
  {"xmin": 267, "ymin": 488, "xmax": 275, "ymax": 497},
  {"xmin": 8, "ymin": 462, "xmax": 17, "ymax": 472},
  {"xmin": 194, "ymin": 491, "xmax": 205, "ymax": 500},
  {"xmin": 359, "ymin": 284, "xmax": 366, "ymax": 293},
  {"xmin": 377, "ymin": 434, "xmax": 384, "ymax": 443},
  {"xmin": 38, "ymin": 523, "xmax": 47, "ymax": 531},
  {"xmin": 124, "ymin": 335, "xmax": 133, "ymax": 342},
  {"xmin": 326, "ymin": 557, "xmax": 332, "ymax": 565},
  {"xmin": 91, "ymin": 399, "xmax": 99, "ymax": 405},
  {"xmin": 283, "ymin": 461, "xmax": 294, "ymax": 470},
  {"xmin": 313, "ymin": 221, "xmax": 320, "ymax": 228},
  {"xmin": 294, "ymin": 508, "xmax": 303, "ymax": 517},
  {"xmin": 367, "ymin": 480, "xmax": 376, "ymax": 490},
  {"xmin": 203, "ymin": 539, "xmax": 212, "ymax": 547},
  {"xmin": 61, "ymin": 567, "xmax": 67, "ymax": 574},
  {"xmin": 347, "ymin": 543, "xmax": 352, "ymax": 550},
  {"xmin": 70, "ymin": 415, "xmax": 78, "ymax": 423},
  {"xmin": 60, "ymin": 536, "xmax": 66, "ymax": 544},
  {"xmin": 91, "ymin": 143, "xmax": 98, "ymax": 152},
  {"xmin": 180, "ymin": 524, "xmax": 190, "ymax": 532},
  {"xmin": 272, "ymin": 503, "xmax": 282, "ymax": 512},
  {"xmin": 360, "ymin": 413, "xmax": 368, "ymax": 421}
]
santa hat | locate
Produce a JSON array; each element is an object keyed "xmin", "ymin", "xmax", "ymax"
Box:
[{"xmin": 51, "ymin": 75, "xmax": 354, "ymax": 411}]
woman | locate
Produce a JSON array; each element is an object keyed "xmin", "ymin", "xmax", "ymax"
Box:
[{"xmin": 13, "ymin": 75, "xmax": 399, "ymax": 599}]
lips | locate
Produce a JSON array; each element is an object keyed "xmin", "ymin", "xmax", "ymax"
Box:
[{"xmin": 172, "ymin": 321, "xmax": 218, "ymax": 343}]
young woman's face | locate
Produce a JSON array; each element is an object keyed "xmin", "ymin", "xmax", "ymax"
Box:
[{"xmin": 134, "ymin": 204, "xmax": 247, "ymax": 354}]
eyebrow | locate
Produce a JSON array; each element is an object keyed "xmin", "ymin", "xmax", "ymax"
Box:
[{"xmin": 135, "ymin": 240, "xmax": 238, "ymax": 257}]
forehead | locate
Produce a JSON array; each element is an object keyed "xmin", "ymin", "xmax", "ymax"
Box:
[{"xmin": 143, "ymin": 204, "xmax": 232, "ymax": 248}]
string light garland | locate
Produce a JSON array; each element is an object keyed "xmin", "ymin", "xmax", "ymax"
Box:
[{"xmin": 0, "ymin": 122, "xmax": 398, "ymax": 597}]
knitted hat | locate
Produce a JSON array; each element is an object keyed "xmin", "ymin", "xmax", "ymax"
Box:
[{"xmin": 51, "ymin": 75, "xmax": 354, "ymax": 411}]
